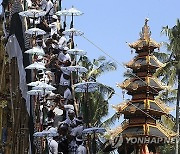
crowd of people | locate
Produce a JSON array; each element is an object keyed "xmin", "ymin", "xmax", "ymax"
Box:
[{"xmin": 24, "ymin": 0, "xmax": 89, "ymax": 153}]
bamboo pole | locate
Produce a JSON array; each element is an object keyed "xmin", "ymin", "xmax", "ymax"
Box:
[
  {"xmin": 16, "ymin": 92, "xmax": 22, "ymax": 154},
  {"xmin": 0, "ymin": 100, "xmax": 7, "ymax": 142},
  {"xmin": 9, "ymin": 59, "xmax": 15, "ymax": 154},
  {"xmin": 13, "ymin": 58, "xmax": 19, "ymax": 154},
  {"xmin": 0, "ymin": 107, "xmax": 2, "ymax": 142},
  {"xmin": 0, "ymin": 43, "xmax": 6, "ymax": 92}
]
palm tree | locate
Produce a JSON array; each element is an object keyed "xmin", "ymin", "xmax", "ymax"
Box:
[
  {"xmin": 73, "ymin": 55, "xmax": 117, "ymax": 153},
  {"xmin": 158, "ymin": 19, "xmax": 180, "ymax": 154},
  {"xmin": 76, "ymin": 55, "xmax": 117, "ymax": 126}
]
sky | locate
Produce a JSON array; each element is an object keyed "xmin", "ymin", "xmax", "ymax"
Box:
[
  {"xmin": 0, "ymin": 0, "xmax": 179, "ymax": 128},
  {"xmin": 59, "ymin": 0, "xmax": 180, "ymax": 128}
]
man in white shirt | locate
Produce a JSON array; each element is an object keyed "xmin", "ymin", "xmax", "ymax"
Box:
[
  {"xmin": 59, "ymin": 68, "xmax": 71, "ymax": 86},
  {"xmin": 58, "ymin": 47, "xmax": 71, "ymax": 66},
  {"xmin": 58, "ymin": 66, "xmax": 71, "ymax": 96},
  {"xmin": 70, "ymin": 117, "xmax": 84, "ymax": 139},
  {"xmin": 63, "ymin": 109, "xmax": 77, "ymax": 131},
  {"xmin": 58, "ymin": 97, "xmax": 74, "ymax": 120},
  {"xmin": 76, "ymin": 136, "xmax": 87, "ymax": 154},
  {"xmin": 64, "ymin": 86, "xmax": 73, "ymax": 105},
  {"xmin": 26, "ymin": 0, "xmax": 32, "ymax": 9},
  {"xmin": 47, "ymin": 127, "xmax": 59, "ymax": 154},
  {"xmin": 57, "ymin": 46, "xmax": 72, "ymax": 95},
  {"xmin": 58, "ymin": 33, "xmax": 67, "ymax": 49},
  {"xmin": 36, "ymin": 37, "xmax": 47, "ymax": 49},
  {"xmin": 45, "ymin": 0, "xmax": 54, "ymax": 24},
  {"xmin": 40, "ymin": 71, "xmax": 53, "ymax": 84},
  {"xmin": 49, "ymin": 15, "xmax": 58, "ymax": 36}
]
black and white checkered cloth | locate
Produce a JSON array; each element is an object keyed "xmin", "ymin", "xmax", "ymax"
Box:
[
  {"xmin": 68, "ymin": 143, "xmax": 78, "ymax": 154},
  {"xmin": 10, "ymin": 1, "xmax": 23, "ymax": 18},
  {"xmin": 9, "ymin": 1, "xmax": 32, "ymax": 49},
  {"xmin": 45, "ymin": 15, "xmax": 53, "ymax": 25}
]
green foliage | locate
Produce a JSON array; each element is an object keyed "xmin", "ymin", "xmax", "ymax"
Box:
[
  {"xmin": 161, "ymin": 115, "xmax": 175, "ymax": 130},
  {"xmin": 158, "ymin": 18, "xmax": 180, "ymax": 154},
  {"xmin": 154, "ymin": 19, "xmax": 180, "ymax": 104},
  {"xmin": 154, "ymin": 51, "xmax": 169, "ymax": 62},
  {"xmin": 123, "ymin": 69, "xmax": 135, "ymax": 78},
  {"xmin": 76, "ymin": 56, "xmax": 117, "ymax": 127},
  {"xmin": 78, "ymin": 56, "xmax": 92, "ymax": 70},
  {"xmin": 99, "ymin": 112, "xmax": 120, "ymax": 128},
  {"xmin": 156, "ymin": 89, "xmax": 177, "ymax": 104},
  {"xmin": 159, "ymin": 144, "xmax": 176, "ymax": 154},
  {"xmin": 161, "ymin": 19, "xmax": 180, "ymax": 67}
]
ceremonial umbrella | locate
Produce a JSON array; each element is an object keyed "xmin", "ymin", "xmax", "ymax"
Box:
[
  {"xmin": 19, "ymin": 9, "xmax": 46, "ymax": 27},
  {"xmin": 25, "ymin": 28, "xmax": 46, "ymax": 36},
  {"xmin": 61, "ymin": 66, "xmax": 87, "ymax": 73},
  {"xmin": 73, "ymin": 82, "xmax": 99, "ymax": 127},
  {"xmin": 65, "ymin": 6, "xmax": 83, "ymax": 28},
  {"xmin": 67, "ymin": 48, "xmax": 86, "ymax": 65},
  {"xmin": 27, "ymin": 89, "xmax": 51, "ymax": 110},
  {"xmin": 66, "ymin": 6, "xmax": 83, "ymax": 16},
  {"xmin": 31, "ymin": 83, "xmax": 56, "ymax": 126},
  {"xmin": 33, "ymin": 129, "xmax": 59, "ymax": 153},
  {"xmin": 25, "ymin": 62, "xmax": 45, "ymax": 84},
  {"xmin": 27, "ymin": 89, "xmax": 51, "ymax": 96},
  {"xmin": 56, "ymin": 9, "xmax": 68, "ymax": 16},
  {"xmin": 63, "ymin": 28, "xmax": 83, "ymax": 49},
  {"xmin": 61, "ymin": 66, "xmax": 88, "ymax": 83},
  {"xmin": 27, "ymin": 81, "xmax": 44, "ymax": 87},
  {"xmin": 25, "ymin": 47, "xmax": 45, "ymax": 56},
  {"xmin": 56, "ymin": 9, "xmax": 68, "ymax": 29},
  {"xmin": 56, "ymin": 7, "xmax": 83, "ymax": 27},
  {"xmin": 33, "ymin": 130, "xmax": 59, "ymax": 137},
  {"xmin": 25, "ymin": 62, "xmax": 46, "ymax": 70},
  {"xmin": 62, "ymin": 28, "xmax": 84, "ymax": 36},
  {"xmin": 67, "ymin": 48, "xmax": 87, "ymax": 56},
  {"xmin": 19, "ymin": 9, "xmax": 46, "ymax": 18},
  {"xmin": 82, "ymin": 127, "xmax": 106, "ymax": 153},
  {"xmin": 27, "ymin": 81, "xmax": 56, "ymax": 94},
  {"xmin": 27, "ymin": 89, "xmax": 51, "ymax": 124},
  {"xmin": 32, "ymin": 82, "xmax": 56, "ymax": 91},
  {"xmin": 73, "ymin": 82, "xmax": 99, "ymax": 93},
  {"xmin": 32, "ymin": 82, "xmax": 56, "ymax": 129}
]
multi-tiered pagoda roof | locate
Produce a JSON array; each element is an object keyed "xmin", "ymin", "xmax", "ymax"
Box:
[{"xmin": 103, "ymin": 19, "xmax": 176, "ymax": 153}]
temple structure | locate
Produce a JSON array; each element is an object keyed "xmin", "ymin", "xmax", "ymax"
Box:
[{"xmin": 104, "ymin": 19, "xmax": 176, "ymax": 153}]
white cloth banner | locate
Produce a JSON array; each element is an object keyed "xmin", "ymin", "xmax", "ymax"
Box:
[{"xmin": 6, "ymin": 34, "xmax": 30, "ymax": 115}]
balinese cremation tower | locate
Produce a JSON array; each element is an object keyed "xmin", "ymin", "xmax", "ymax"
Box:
[{"xmin": 104, "ymin": 19, "xmax": 176, "ymax": 153}]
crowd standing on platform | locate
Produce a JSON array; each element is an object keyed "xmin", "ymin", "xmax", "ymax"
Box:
[{"xmin": 22, "ymin": 0, "xmax": 89, "ymax": 153}]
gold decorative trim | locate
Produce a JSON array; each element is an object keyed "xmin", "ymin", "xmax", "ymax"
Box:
[
  {"xmin": 112, "ymin": 100, "xmax": 129, "ymax": 113},
  {"xmin": 129, "ymin": 19, "xmax": 160, "ymax": 50},
  {"xmin": 154, "ymin": 123, "xmax": 176, "ymax": 137}
]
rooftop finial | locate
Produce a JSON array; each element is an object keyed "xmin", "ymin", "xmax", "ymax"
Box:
[
  {"xmin": 129, "ymin": 19, "xmax": 160, "ymax": 49},
  {"xmin": 139, "ymin": 18, "xmax": 151, "ymax": 41},
  {"xmin": 145, "ymin": 18, "xmax": 149, "ymax": 25}
]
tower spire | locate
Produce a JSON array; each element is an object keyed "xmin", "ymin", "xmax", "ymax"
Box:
[
  {"xmin": 129, "ymin": 18, "xmax": 160, "ymax": 51},
  {"xmin": 139, "ymin": 18, "xmax": 151, "ymax": 42}
]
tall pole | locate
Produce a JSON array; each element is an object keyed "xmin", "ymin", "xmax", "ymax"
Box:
[
  {"xmin": 24, "ymin": 0, "xmax": 26, "ymax": 11},
  {"xmin": 59, "ymin": 0, "xmax": 62, "ymax": 11},
  {"xmin": 70, "ymin": 13, "xmax": 74, "ymax": 28},
  {"xmin": 175, "ymin": 70, "xmax": 180, "ymax": 154},
  {"xmin": 59, "ymin": 0, "xmax": 62, "ymax": 24},
  {"xmin": 29, "ymin": 95, "xmax": 35, "ymax": 154},
  {"xmin": 92, "ymin": 132, "xmax": 96, "ymax": 154},
  {"xmin": 86, "ymin": 88, "xmax": 89, "ymax": 128}
]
